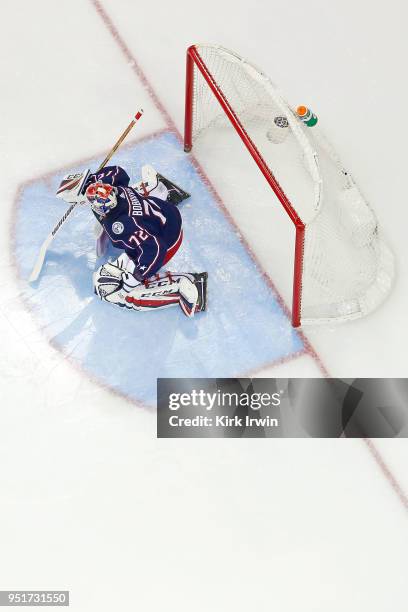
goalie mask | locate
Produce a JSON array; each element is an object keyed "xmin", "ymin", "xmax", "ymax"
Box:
[{"xmin": 85, "ymin": 182, "xmax": 117, "ymax": 215}]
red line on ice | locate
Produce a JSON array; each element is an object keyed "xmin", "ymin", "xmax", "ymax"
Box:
[
  {"xmin": 90, "ymin": 0, "xmax": 329, "ymax": 377},
  {"xmin": 90, "ymin": 0, "xmax": 407, "ymax": 512}
]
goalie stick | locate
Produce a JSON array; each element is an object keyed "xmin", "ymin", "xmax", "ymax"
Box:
[{"xmin": 29, "ymin": 109, "xmax": 144, "ymax": 283}]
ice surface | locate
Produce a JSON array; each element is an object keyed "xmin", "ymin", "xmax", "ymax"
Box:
[
  {"xmin": 0, "ymin": 1, "xmax": 407, "ymax": 611},
  {"xmin": 14, "ymin": 133, "xmax": 304, "ymax": 404}
]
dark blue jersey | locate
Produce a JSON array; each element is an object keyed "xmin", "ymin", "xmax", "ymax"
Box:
[{"xmin": 87, "ymin": 166, "xmax": 183, "ymax": 279}]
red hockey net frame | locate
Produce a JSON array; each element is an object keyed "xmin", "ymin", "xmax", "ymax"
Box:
[{"xmin": 184, "ymin": 44, "xmax": 305, "ymax": 327}]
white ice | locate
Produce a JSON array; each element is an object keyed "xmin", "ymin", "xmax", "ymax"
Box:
[{"xmin": 0, "ymin": 1, "xmax": 407, "ymax": 611}]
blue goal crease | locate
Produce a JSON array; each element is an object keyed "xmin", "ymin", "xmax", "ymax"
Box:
[{"xmin": 14, "ymin": 130, "xmax": 304, "ymax": 405}]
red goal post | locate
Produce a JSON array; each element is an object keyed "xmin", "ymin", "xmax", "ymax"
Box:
[
  {"xmin": 185, "ymin": 44, "xmax": 305, "ymax": 327},
  {"xmin": 183, "ymin": 44, "xmax": 394, "ymax": 327}
]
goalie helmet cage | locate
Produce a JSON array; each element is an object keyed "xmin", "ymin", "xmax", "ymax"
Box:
[{"xmin": 184, "ymin": 44, "xmax": 394, "ymax": 327}]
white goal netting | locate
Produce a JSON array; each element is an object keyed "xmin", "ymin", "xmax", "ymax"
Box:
[{"xmin": 188, "ymin": 44, "xmax": 394, "ymax": 325}]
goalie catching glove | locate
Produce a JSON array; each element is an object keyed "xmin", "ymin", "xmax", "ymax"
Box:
[{"xmin": 94, "ymin": 256, "xmax": 207, "ymax": 318}]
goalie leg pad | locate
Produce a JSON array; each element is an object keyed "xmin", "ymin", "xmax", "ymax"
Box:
[
  {"xmin": 126, "ymin": 273, "xmax": 199, "ymax": 317},
  {"xmin": 93, "ymin": 264, "xmax": 207, "ymax": 317}
]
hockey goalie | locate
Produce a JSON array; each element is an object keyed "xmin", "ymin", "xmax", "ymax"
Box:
[{"xmin": 56, "ymin": 165, "xmax": 207, "ymax": 318}]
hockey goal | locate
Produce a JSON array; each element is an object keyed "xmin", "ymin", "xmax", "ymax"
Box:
[{"xmin": 184, "ymin": 44, "xmax": 394, "ymax": 327}]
